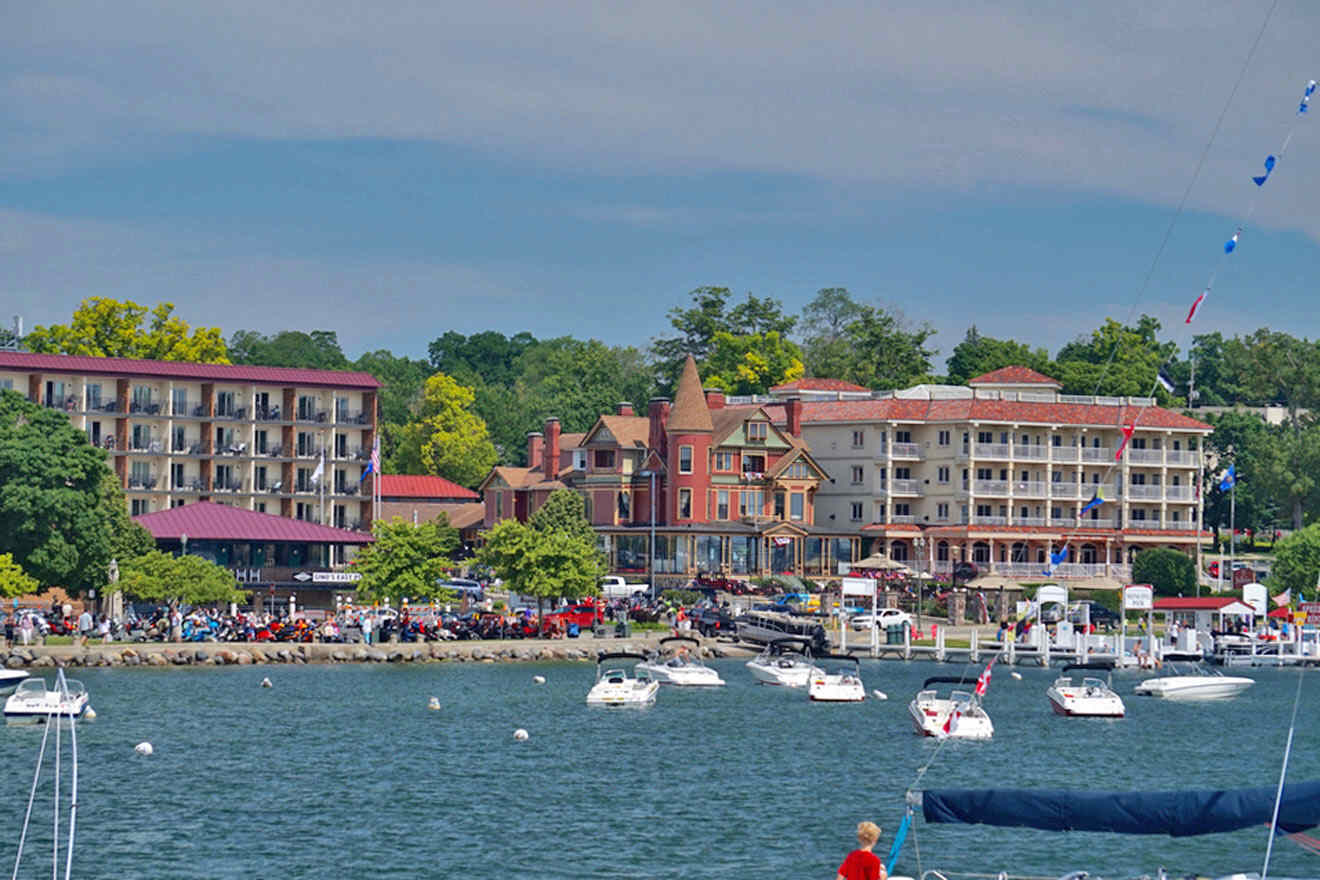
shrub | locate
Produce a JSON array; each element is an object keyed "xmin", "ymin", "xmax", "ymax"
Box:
[{"xmin": 1131, "ymin": 548, "xmax": 1196, "ymax": 597}]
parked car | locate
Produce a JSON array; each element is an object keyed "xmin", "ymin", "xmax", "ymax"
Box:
[
  {"xmin": 849, "ymin": 608, "xmax": 912, "ymax": 632},
  {"xmin": 1069, "ymin": 602, "xmax": 1121, "ymax": 628},
  {"xmin": 691, "ymin": 606, "xmax": 738, "ymax": 637},
  {"xmin": 543, "ymin": 602, "xmax": 602, "ymax": 629}
]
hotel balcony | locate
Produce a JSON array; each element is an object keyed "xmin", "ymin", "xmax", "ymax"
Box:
[
  {"xmin": 1015, "ymin": 446, "xmax": 1048, "ymax": 461},
  {"xmin": 1126, "ymin": 449, "xmax": 1163, "ymax": 465},
  {"xmin": 877, "ymin": 479, "xmax": 923, "ymax": 497},
  {"xmin": 1050, "ymin": 447, "xmax": 1079, "ymax": 463},
  {"xmin": 972, "ymin": 480, "xmax": 1010, "ymax": 496},
  {"xmin": 890, "ymin": 443, "xmax": 923, "ymax": 460},
  {"xmin": 1049, "ymin": 483, "xmax": 1082, "ymax": 498},
  {"xmin": 1080, "ymin": 447, "xmax": 1113, "ymax": 462},
  {"xmin": 127, "ymin": 474, "xmax": 159, "ymax": 491},
  {"xmin": 334, "ymin": 409, "xmax": 369, "ymax": 425},
  {"xmin": 973, "ymin": 443, "xmax": 1011, "ymax": 459},
  {"xmin": 1013, "ymin": 480, "xmax": 1048, "ymax": 497},
  {"xmin": 1165, "ymin": 451, "xmax": 1200, "ymax": 466},
  {"xmin": 1126, "ymin": 484, "xmax": 1164, "ymax": 500}
]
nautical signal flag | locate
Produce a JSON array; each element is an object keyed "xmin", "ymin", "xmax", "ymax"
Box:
[
  {"xmin": 1042, "ymin": 545, "xmax": 1069, "ymax": 576},
  {"xmin": 1115, "ymin": 418, "xmax": 1136, "ymax": 461},
  {"xmin": 1252, "ymin": 154, "xmax": 1277, "ymax": 186},
  {"xmin": 938, "ymin": 706, "xmax": 961, "ymax": 739},
  {"xmin": 1157, "ymin": 369, "xmax": 1176, "ymax": 394},
  {"xmin": 1225, "ymin": 228, "xmax": 1241, "ymax": 254},
  {"xmin": 1186, "ymin": 290, "xmax": 1208, "ymax": 324},
  {"xmin": 974, "ymin": 657, "xmax": 996, "ymax": 698},
  {"xmin": 1301, "ymin": 80, "xmax": 1317, "ymax": 115},
  {"xmin": 1220, "ymin": 463, "xmax": 1237, "ymax": 491},
  {"xmin": 1079, "ymin": 490, "xmax": 1106, "ymax": 516}
]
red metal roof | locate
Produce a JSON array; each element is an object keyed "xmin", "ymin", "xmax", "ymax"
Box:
[
  {"xmin": 1153, "ymin": 597, "xmax": 1250, "ymax": 610},
  {"xmin": 378, "ymin": 474, "xmax": 478, "ymax": 500},
  {"xmin": 0, "ymin": 351, "xmax": 380, "ymax": 389},
  {"xmin": 969, "ymin": 366, "xmax": 1061, "ymax": 386},
  {"xmin": 795, "ymin": 398, "xmax": 1211, "ymax": 431},
  {"xmin": 133, "ymin": 502, "xmax": 374, "ymax": 543},
  {"xmin": 770, "ymin": 377, "xmax": 870, "ymax": 393}
]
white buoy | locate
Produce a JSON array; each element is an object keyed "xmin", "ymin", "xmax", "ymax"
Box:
[
  {"xmin": 134, "ymin": 742, "xmax": 153, "ymax": 756},
  {"xmin": 532, "ymin": 675, "xmax": 546, "ymax": 685},
  {"xmin": 427, "ymin": 696, "xmax": 441, "ymax": 711},
  {"xmin": 871, "ymin": 690, "xmax": 888, "ymax": 701},
  {"xmin": 1010, "ymin": 671, "xmax": 1023, "ymax": 680},
  {"xmin": 513, "ymin": 728, "xmax": 529, "ymax": 741},
  {"xmin": 260, "ymin": 677, "xmax": 272, "ymax": 688},
  {"xmin": 84, "ymin": 707, "xmax": 97, "ymax": 720}
]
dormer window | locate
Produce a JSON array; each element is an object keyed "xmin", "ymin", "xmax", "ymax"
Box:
[
  {"xmin": 593, "ymin": 450, "xmax": 615, "ymax": 470},
  {"xmin": 748, "ymin": 422, "xmax": 768, "ymax": 443}
]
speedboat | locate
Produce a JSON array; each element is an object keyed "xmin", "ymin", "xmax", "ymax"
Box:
[
  {"xmin": 0, "ymin": 669, "xmax": 30, "ymax": 695},
  {"xmin": 635, "ymin": 636, "xmax": 725, "ymax": 687},
  {"xmin": 585, "ymin": 652, "xmax": 659, "ymax": 707},
  {"xmin": 909, "ymin": 676, "xmax": 993, "ymax": 739},
  {"xmin": 1133, "ymin": 664, "xmax": 1254, "ymax": 700},
  {"xmin": 746, "ymin": 637, "xmax": 822, "ymax": 688},
  {"xmin": 1046, "ymin": 662, "xmax": 1125, "ymax": 717},
  {"xmin": 807, "ymin": 654, "xmax": 866, "ymax": 702},
  {"xmin": 4, "ymin": 676, "xmax": 90, "ymax": 724}
]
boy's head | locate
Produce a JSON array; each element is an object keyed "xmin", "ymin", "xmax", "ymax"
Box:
[{"xmin": 856, "ymin": 821, "xmax": 881, "ymax": 848}]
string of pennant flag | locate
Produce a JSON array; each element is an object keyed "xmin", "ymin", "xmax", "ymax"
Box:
[{"xmin": 1041, "ymin": 80, "xmax": 1312, "ymax": 578}]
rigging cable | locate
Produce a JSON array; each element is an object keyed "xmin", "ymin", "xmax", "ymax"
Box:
[
  {"xmin": 1261, "ymin": 664, "xmax": 1306, "ymax": 879},
  {"xmin": 11, "ymin": 710, "xmax": 54, "ymax": 880}
]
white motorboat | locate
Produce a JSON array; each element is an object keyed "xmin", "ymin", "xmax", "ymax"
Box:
[
  {"xmin": 807, "ymin": 654, "xmax": 866, "ymax": 702},
  {"xmin": 0, "ymin": 669, "xmax": 30, "ymax": 695},
  {"xmin": 635, "ymin": 636, "xmax": 725, "ymax": 687},
  {"xmin": 909, "ymin": 676, "xmax": 993, "ymax": 739},
  {"xmin": 1046, "ymin": 662, "xmax": 1125, "ymax": 718},
  {"xmin": 585, "ymin": 652, "xmax": 659, "ymax": 707},
  {"xmin": 1133, "ymin": 664, "xmax": 1254, "ymax": 700},
  {"xmin": 4, "ymin": 675, "xmax": 89, "ymax": 724},
  {"xmin": 746, "ymin": 637, "xmax": 822, "ymax": 688}
]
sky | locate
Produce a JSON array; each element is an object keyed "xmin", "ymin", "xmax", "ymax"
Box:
[{"xmin": 3, "ymin": 1, "xmax": 1319, "ymax": 367}]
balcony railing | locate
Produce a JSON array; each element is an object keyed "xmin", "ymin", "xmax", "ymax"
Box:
[
  {"xmin": 256, "ymin": 406, "xmax": 284, "ymax": 422},
  {"xmin": 336, "ymin": 484, "xmax": 360, "ymax": 496},
  {"xmin": 1016, "ymin": 446, "xmax": 1048, "ymax": 460},
  {"xmin": 267, "ymin": 445, "xmax": 285, "ymax": 458},
  {"xmin": 1080, "ymin": 447, "xmax": 1112, "ymax": 462},
  {"xmin": 1015, "ymin": 516, "xmax": 1049, "ymax": 527},
  {"xmin": 891, "ymin": 443, "xmax": 922, "ymax": 459},
  {"xmin": 297, "ymin": 409, "xmax": 329, "ymax": 423},
  {"xmin": 1050, "ymin": 447, "xmax": 1078, "ymax": 463},
  {"xmin": 976, "ymin": 515, "xmax": 1009, "ymax": 525},
  {"xmin": 335, "ymin": 409, "xmax": 368, "ymax": 425},
  {"xmin": 974, "ymin": 443, "xmax": 1010, "ymax": 459},
  {"xmin": 127, "ymin": 476, "xmax": 159, "ymax": 490},
  {"xmin": 214, "ymin": 479, "xmax": 244, "ymax": 492},
  {"xmin": 128, "ymin": 441, "xmax": 164, "ymax": 454},
  {"xmin": 1165, "ymin": 451, "xmax": 1199, "ymax": 466},
  {"xmin": 1165, "ymin": 486, "xmax": 1193, "ymax": 500},
  {"xmin": 1127, "ymin": 449, "xmax": 1163, "ymax": 465},
  {"xmin": 1050, "ymin": 483, "xmax": 1081, "ymax": 498},
  {"xmin": 973, "ymin": 480, "xmax": 1010, "ymax": 495},
  {"xmin": 1126, "ymin": 484, "xmax": 1163, "ymax": 500},
  {"xmin": 1013, "ymin": 481, "xmax": 1048, "ymax": 497},
  {"xmin": 887, "ymin": 514, "xmax": 916, "ymax": 524},
  {"xmin": 129, "ymin": 401, "xmax": 162, "ymax": 415},
  {"xmin": 882, "ymin": 479, "xmax": 923, "ymax": 496}
]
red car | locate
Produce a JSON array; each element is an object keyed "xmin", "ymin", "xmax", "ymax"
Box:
[{"xmin": 543, "ymin": 602, "xmax": 602, "ymax": 629}]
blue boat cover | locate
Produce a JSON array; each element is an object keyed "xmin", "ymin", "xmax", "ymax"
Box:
[{"xmin": 922, "ymin": 781, "xmax": 1320, "ymax": 837}]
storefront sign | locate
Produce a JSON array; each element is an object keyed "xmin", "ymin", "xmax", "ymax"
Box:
[
  {"xmin": 312, "ymin": 571, "xmax": 361, "ymax": 583},
  {"xmin": 841, "ymin": 577, "xmax": 876, "ymax": 597},
  {"xmin": 1123, "ymin": 584, "xmax": 1153, "ymax": 611}
]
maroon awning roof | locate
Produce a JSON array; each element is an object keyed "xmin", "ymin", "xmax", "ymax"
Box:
[
  {"xmin": 0, "ymin": 351, "xmax": 380, "ymax": 389},
  {"xmin": 133, "ymin": 502, "xmax": 373, "ymax": 544}
]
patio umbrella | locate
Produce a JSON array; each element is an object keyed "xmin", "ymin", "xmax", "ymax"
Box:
[
  {"xmin": 1268, "ymin": 605, "xmax": 1293, "ymax": 619},
  {"xmin": 853, "ymin": 554, "xmax": 908, "ymax": 571}
]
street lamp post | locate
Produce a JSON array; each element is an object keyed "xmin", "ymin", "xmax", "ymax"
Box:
[
  {"xmin": 913, "ymin": 534, "xmax": 927, "ymax": 634},
  {"xmin": 639, "ymin": 469, "xmax": 658, "ymax": 599}
]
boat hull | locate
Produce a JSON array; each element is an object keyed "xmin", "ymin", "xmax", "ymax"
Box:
[
  {"xmin": 585, "ymin": 680, "xmax": 659, "ymax": 707},
  {"xmin": 746, "ymin": 658, "xmax": 816, "ymax": 688},
  {"xmin": 808, "ymin": 671, "xmax": 866, "ymax": 702},
  {"xmin": 1133, "ymin": 676, "xmax": 1254, "ymax": 700},
  {"xmin": 908, "ymin": 697, "xmax": 994, "ymax": 739},
  {"xmin": 637, "ymin": 663, "xmax": 725, "ymax": 687},
  {"xmin": 1046, "ymin": 684, "xmax": 1125, "ymax": 718}
]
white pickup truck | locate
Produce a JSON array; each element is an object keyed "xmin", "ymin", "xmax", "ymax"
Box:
[{"xmin": 600, "ymin": 576, "xmax": 650, "ymax": 599}]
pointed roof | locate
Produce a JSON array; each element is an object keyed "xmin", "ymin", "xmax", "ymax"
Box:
[
  {"xmin": 379, "ymin": 475, "xmax": 478, "ymax": 500},
  {"xmin": 133, "ymin": 502, "xmax": 373, "ymax": 543},
  {"xmin": 667, "ymin": 355, "xmax": 714, "ymax": 433}
]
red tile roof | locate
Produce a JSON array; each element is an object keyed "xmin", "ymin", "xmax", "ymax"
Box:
[
  {"xmin": 378, "ymin": 475, "xmax": 478, "ymax": 500},
  {"xmin": 969, "ymin": 366, "xmax": 1061, "ymax": 386},
  {"xmin": 770, "ymin": 377, "xmax": 870, "ymax": 393},
  {"xmin": 133, "ymin": 502, "xmax": 374, "ymax": 543},
  {"xmin": 794, "ymin": 398, "xmax": 1211, "ymax": 431},
  {"xmin": 0, "ymin": 351, "xmax": 381, "ymax": 389}
]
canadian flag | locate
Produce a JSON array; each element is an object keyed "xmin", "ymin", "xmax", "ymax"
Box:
[
  {"xmin": 974, "ymin": 657, "xmax": 996, "ymax": 698},
  {"xmin": 938, "ymin": 706, "xmax": 961, "ymax": 739}
]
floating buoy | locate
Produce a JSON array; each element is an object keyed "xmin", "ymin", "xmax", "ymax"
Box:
[
  {"xmin": 532, "ymin": 675, "xmax": 546, "ymax": 685},
  {"xmin": 260, "ymin": 677, "xmax": 272, "ymax": 688},
  {"xmin": 513, "ymin": 728, "xmax": 529, "ymax": 741},
  {"xmin": 872, "ymin": 690, "xmax": 888, "ymax": 701},
  {"xmin": 134, "ymin": 742, "xmax": 153, "ymax": 756},
  {"xmin": 427, "ymin": 696, "xmax": 441, "ymax": 711},
  {"xmin": 1010, "ymin": 671, "xmax": 1023, "ymax": 680},
  {"xmin": 84, "ymin": 708, "xmax": 97, "ymax": 720}
]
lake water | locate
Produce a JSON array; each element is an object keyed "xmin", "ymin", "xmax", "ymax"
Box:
[{"xmin": 1, "ymin": 659, "xmax": 1318, "ymax": 879}]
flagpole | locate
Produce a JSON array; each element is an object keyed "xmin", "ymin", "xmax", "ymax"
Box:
[{"xmin": 1229, "ymin": 476, "xmax": 1236, "ymax": 593}]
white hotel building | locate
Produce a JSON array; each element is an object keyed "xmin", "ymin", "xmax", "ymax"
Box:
[
  {"xmin": 768, "ymin": 367, "xmax": 1213, "ymax": 583},
  {"xmin": 0, "ymin": 351, "xmax": 380, "ymax": 530}
]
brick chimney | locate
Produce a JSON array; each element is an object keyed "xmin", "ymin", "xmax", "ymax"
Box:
[
  {"xmin": 616, "ymin": 402, "xmax": 635, "ymax": 417},
  {"xmin": 785, "ymin": 396, "xmax": 803, "ymax": 437},
  {"xmin": 542, "ymin": 417, "xmax": 561, "ymax": 478},
  {"xmin": 526, "ymin": 431, "xmax": 543, "ymax": 468},
  {"xmin": 704, "ymin": 388, "xmax": 726, "ymax": 410},
  {"xmin": 647, "ymin": 397, "xmax": 670, "ymax": 456}
]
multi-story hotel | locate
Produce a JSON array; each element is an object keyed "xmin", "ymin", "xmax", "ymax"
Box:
[
  {"xmin": 791, "ymin": 366, "xmax": 1213, "ymax": 583},
  {"xmin": 0, "ymin": 351, "xmax": 380, "ymax": 530}
]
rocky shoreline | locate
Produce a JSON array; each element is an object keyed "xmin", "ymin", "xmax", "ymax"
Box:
[{"xmin": 0, "ymin": 636, "xmax": 752, "ymax": 669}]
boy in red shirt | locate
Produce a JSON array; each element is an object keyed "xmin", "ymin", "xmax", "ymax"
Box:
[{"xmin": 836, "ymin": 821, "xmax": 885, "ymax": 880}]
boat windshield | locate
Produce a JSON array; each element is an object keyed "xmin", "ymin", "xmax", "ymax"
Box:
[{"xmin": 13, "ymin": 679, "xmax": 45, "ymax": 698}]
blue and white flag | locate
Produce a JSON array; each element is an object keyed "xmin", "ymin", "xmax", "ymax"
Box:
[
  {"xmin": 1220, "ymin": 463, "xmax": 1237, "ymax": 491},
  {"xmin": 1042, "ymin": 545, "xmax": 1069, "ymax": 576},
  {"xmin": 1301, "ymin": 80, "xmax": 1317, "ymax": 115},
  {"xmin": 1224, "ymin": 229, "xmax": 1241, "ymax": 254},
  {"xmin": 1252, "ymin": 154, "xmax": 1276, "ymax": 186},
  {"xmin": 1079, "ymin": 490, "xmax": 1106, "ymax": 516}
]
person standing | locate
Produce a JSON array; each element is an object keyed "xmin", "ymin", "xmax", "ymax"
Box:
[
  {"xmin": 836, "ymin": 821, "xmax": 885, "ymax": 880},
  {"xmin": 77, "ymin": 607, "xmax": 94, "ymax": 647},
  {"xmin": 169, "ymin": 605, "xmax": 183, "ymax": 643},
  {"xmin": 98, "ymin": 614, "xmax": 111, "ymax": 644},
  {"xmin": 19, "ymin": 614, "xmax": 33, "ymax": 647},
  {"xmin": 3, "ymin": 614, "xmax": 12, "ymax": 649}
]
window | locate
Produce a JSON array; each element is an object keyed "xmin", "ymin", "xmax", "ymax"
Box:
[
  {"xmin": 743, "ymin": 454, "xmax": 765, "ymax": 474},
  {"xmin": 255, "ymin": 502, "xmax": 266, "ymax": 513},
  {"xmin": 976, "ymin": 467, "xmax": 992, "ymax": 480},
  {"xmin": 215, "ymin": 464, "xmax": 233, "ymax": 490},
  {"xmin": 717, "ymin": 490, "xmax": 730, "ymax": 520},
  {"xmin": 296, "ymin": 432, "xmax": 312, "ymax": 456},
  {"xmin": 748, "ymin": 422, "xmax": 768, "ymax": 442},
  {"xmin": 1131, "ymin": 509, "xmax": 1147, "ymax": 521},
  {"xmin": 617, "ymin": 492, "xmax": 630, "ymax": 519},
  {"xmin": 296, "ymin": 467, "xmax": 312, "ymax": 492},
  {"xmin": 851, "ymin": 430, "xmax": 865, "ymax": 448},
  {"xmin": 937, "ymin": 430, "xmax": 950, "ymax": 446},
  {"xmin": 999, "ymin": 432, "xmax": 1009, "ymax": 444},
  {"xmin": 785, "ymin": 461, "xmax": 810, "ymax": 478},
  {"xmin": 715, "ymin": 452, "xmax": 734, "ymax": 471},
  {"xmin": 1131, "ymin": 473, "xmax": 1146, "ymax": 485},
  {"xmin": 84, "ymin": 384, "xmax": 102, "ymax": 410},
  {"xmin": 254, "ymin": 466, "xmax": 267, "ymax": 491},
  {"xmin": 1051, "ymin": 506, "xmax": 1062, "ymax": 520},
  {"xmin": 297, "ymin": 395, "xmax": 315, "ymax": 420},
  {"xmin": 132, "ymin": 424, "xmax": 152, "ymax": 450},
  {"xmin": 976, "ymin": 504, "xmax": 992, "ymax": 517},
  {"xmin": 790, "ymin": 493, "xmax": 805, "ymax": 521},
  {"xmin": 172, "ymin": 426, "xmax": 186, "ymax": 452},
  {"xmin": 936, "ymin": 502, "xmax": 949, "ymax": 520},
  {"xmin": 335, "ymin": 434, "xmax": 347, "ymax": 458},
  {"xmin": 678, "ymin": 488, "xmax": 692, "ymax": 519},
  {"xmin": 1052, "ymin": 471, "xmax": 1062, "ymax": 483},
  {"xmin": 937, "ymin": 466, "xmax": 950, "ymax": 483},
  {"xmin": 216, "ymin": 391, "xmax": 236, "ymax": 418},
  {"xmin": 171, "ymin": 463, "xmax": 184, "ymax": 489},
  {"xmin": 895, "ymin": 430, "xmax": 912, "ymax": 444},
  {"xmin": 679, "ymin": 445, "xmax": 693, "ymax": 474},
  {"xmin": 774, "ymin": 492, "xmax": 786, "ymax": 518},
  {"xmin": 1171, "ymin": 510, "xmax": 1182, "ymax": 522},
  {"xmin": 893, "ymin": 502, "xmax": 910, "ymax": 517},
  {"xmin": 850, "ymin": 502, "xmax": 863, "ymax": 522},
  {"xmin": 130, "ymin": 499, "xmax": 149, "ymax": 516},
  {"xmin": 0, "ymin": 379, "xmax": 11, "ymax": 391},
  {"xmin": 740, "ymin": 490, "xmax": 763, "ymax": 517},
  {"xmin": 496, "ymin": 493, "xmax": 503, "ymax": 518},
  {"xmin": 1052, "ymin": 434, "xmax": 1062, "ymax": 447},
  {"xmin": 254, "ymin": 430, "xmax": 268, "ymax": 455},
  {"xmin": 977, "ymin": 431, "xmax": 993, "ymax": 443},
  {"xmin": 894, "ymin": 466, "xmax": 911, "ymax": 480},
  {"xmin": 850, "ymin": 466, "xmax": 864, "ymax": 484},
  {"xmin": 1131, "ymin": 437, "xmax": 1147, "ymax": 450},
  {"xmin": 593, "ymin": 449, "xmax": 615, "ymax": 469}
]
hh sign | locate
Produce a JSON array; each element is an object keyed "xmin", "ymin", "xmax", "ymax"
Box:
[{"xmin": 1123, "ymin": 584, "xmax": 1154, "ymax": 611}]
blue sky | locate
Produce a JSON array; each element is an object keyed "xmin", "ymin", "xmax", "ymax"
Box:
[{"xmin": 3, "ymin": 1, "xmax": 1318, "ymax": 367}]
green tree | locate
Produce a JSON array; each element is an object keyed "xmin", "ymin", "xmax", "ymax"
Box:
[
  {"xmin": 25, "ymin": 298, "xmax": 229, "ymax": 363},
  {"xmin": 351, "ymin": 517, "xmax": 459, "ymax": 603},
  {"xmin": 800, "ymin": 287, "xmax": 866, "ymax": 379},
  {"xmin": 1053, "ymin": 316, "xmax": 1178, "ymax": 398},
  {"xmin": 842, "ymin": 305, "xmax": 936, "ymax": 389},
  {"xmin": 0, "ymin": 554, "xmax": 39, "ymax": 599},
  {"xmin": 119, "ymin": 551, "xmax": 249, "ymax": 604},
  {"xmin": 351, "ymin": 350, "xmax": 432, "ymax": 426},
  {"xmin": 0, "ymin": 390, "xmax": 114, "ymax": 592},
  {"xmin": 529, "ymin": 488, "xmax": 598, "ymax": 545},
  {"xmin": 1131, "ymin": 547, "xmax": 1197, "ymax": 597},
  {"xmin": 100, "ymin": 472, "xmax": 156, "ymax": 562},
  {"xmin": 1250, "ymin": 421, "xmax": 1320, "ymax": 530},
  {"xmin": 652, "ymin": 287, "xmax": 797, "ymax": 392},
  {"xmin": 1269, "ymin": 523, "xmax": 1320, "ymax": 595},
  {"xmin": 477, "ymin": 519, "xmax": 602, "ymax": 618},
  {"xmin": 945, "ymin": 326, "xmax": 1052, "ymax": 385},
  {"xmin": 228, "ymin": 330, "xmax": 350, "ymax": 371},
  {"xmin": 389, "ymin": 373, "xmax": 499, "ymax": 486},
  {"xmin": 427, "ymin": 330, "xmax": 537, "ymax": 387},
  {"xmin": 702, "ymin": 330, "xmax": 806, "ymax": 395}
]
